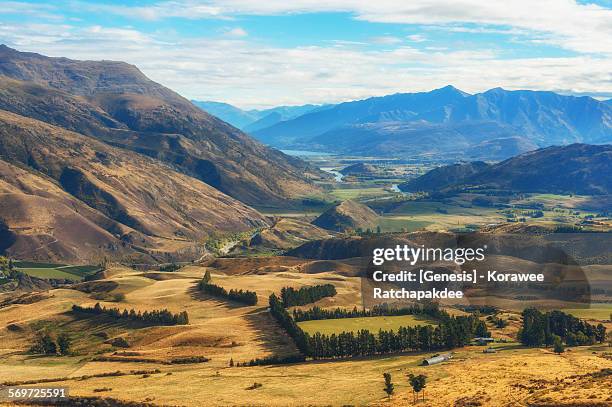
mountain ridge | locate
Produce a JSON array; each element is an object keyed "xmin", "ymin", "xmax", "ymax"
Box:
[
  {"xmin": 398, "ymin": 143, "xmax": 612, "ymax": 195},
  {"xmin": 252, "ymin": 85, "xmax": 612, "ymax": 160},
  {"xmin": 0, "ymin": 109, "xmax": 268, "ymax": 263},
  {"xmin": 191, "ymin": 99, "xmax": 328, "ymax": 132},
  {"xmin": 0, "ymin": 45, "xmax": 323, "ymax": 206}
]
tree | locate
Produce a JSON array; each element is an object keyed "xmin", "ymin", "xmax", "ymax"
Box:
[
  {"xmin": 595, "ymin": 324, "xmax": 606, "ymax": 343},
  {"xmin": 57, "ymin": 333, "xmax": 71, "ymax": 355},
  {"xmin": 474, "ymin": 320, "xmax": 490, "ymax": 338},
  {"xmin": 202, "ymin": 270, "xmax": 211, "ymax": 284},
  {"xmin": 408, "ymin": 373, "xmax": 427, "ymax": 403},
  {"xmin": 606, "ymin": 330, "xmax": 612, "ymax": 347},
  {"xmin": 520, "ymin": 308, "xmax": 546, "ymax": 346},
  {"xmin": 383, "ymin": 373, "xmax": 394, "ymax": 399},
  {"xmin": 552, "ymin": 334, "xmax": 564, "ymax": 354},
  {"xmin": 41, "ymin": 334, "xmax": 57, "ymax": 355},
  {"xmin": 229, "ymin": 358, "xmax": 234, "ymax": 367}
]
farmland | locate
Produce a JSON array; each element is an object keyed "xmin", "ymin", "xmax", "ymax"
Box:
[
  {"xmin": 564, "ymin": 303, "xmax": 612, "ymax": 320},
  {"xmin": 298, "ymin": 314, "xmax": 438, "ymax": 335},
  {"xmin": 0, "ymin": 261, "xmax": 610, "ymax": 406},
  {"xmin": 13, "ymin": 261, "xmax": 102, "ymax": 281}
]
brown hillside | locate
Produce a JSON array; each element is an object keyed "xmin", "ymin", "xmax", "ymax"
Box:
[
  {"xmin": 0, "ymin": 110, "xmax": 268, "ymax": 262},
  {"xmin": 312, "ymin": 200, "xmax": 379, "ymax": 232},
  {"xmin": 0, "ymin": 45, "xmax": 323, "ymax": 206},
  {"xmin": 249, "ymin": 218, "xmax": 334, "ymax": 250}
]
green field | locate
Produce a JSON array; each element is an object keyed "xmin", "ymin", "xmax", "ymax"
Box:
[
  {"xmin": 563, "ymin": 304, "xmax": 612, "ymax": 320},
  {"xmin": 298, "ymin": 314, "xmax": 438, "ymax": 335},
  {"xmin": 13, "ymin": 261, "xmax": 67, "ymax": 268},
  {"xmin": 14, "ymin": 262, "xmax": 102, "ymax": 281},
  {"xmin": 329, "ymin": 187, "xmax": 391, "ymax": 201}
]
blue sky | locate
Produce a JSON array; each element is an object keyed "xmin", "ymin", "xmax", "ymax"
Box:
[{"xmin": 1, "ymin": 1, "xmax": 611, "ymax": 107}]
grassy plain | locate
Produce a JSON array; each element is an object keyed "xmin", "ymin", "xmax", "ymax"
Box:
[
  {"xmin": 13, "ymin": 263, "xmax": 101, "ymax": 281},
  {"xmin": 329, "ymin": 187, "xmax": 391, "ymax": 201},
  {"xmin": 298, "ymin": 314, "xmax": 438, "ymax": 335},
  {"xmin": 563, "ymin": 303, "xmax": 612, "ymax": 320}
]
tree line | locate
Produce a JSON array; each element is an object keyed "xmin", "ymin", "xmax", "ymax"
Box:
[
  {"xmin": 520, "ymin": 308, "xmax": 606, "ymax": 346},
  {"xmin": 197, "ymin": 270, "xmax": 258, "ymax": 305},
  {"xmin": 305, "ymin": 313, "xmax": 487, "ymax": 359},
  {"xmin": 72, "ymin": 303, "xmax": 189, "ymax": 326},
  {"xmin": 280, "ymin": 284, "xmax": 336, "ymax": 307},
  {"xmin": 233, "ymin": 354, "xmax": 306, "ymax": 367},
  {"xmin": 269, "ymin": 294, "xmax": 489, "ymax": 359},
  {"xmin": 29, "ymin": 332, "xmax": 71, "ymax": 355}
]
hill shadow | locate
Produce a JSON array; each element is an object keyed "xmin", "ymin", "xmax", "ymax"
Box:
[
  {"xmin": 186, "ymin": 282, "xmax": 247, "ymax": 310},
  {"xmin": 241, "ymin": 307, "xmax": 300, "ymax": 358}
]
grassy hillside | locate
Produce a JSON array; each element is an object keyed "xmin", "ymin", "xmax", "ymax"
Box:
[{"xmin": 0, "ymin": 260, "xmax": 610, "ymax": 406}]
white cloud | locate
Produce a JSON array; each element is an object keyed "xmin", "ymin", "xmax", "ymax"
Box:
[
  {"xmin": 0, "ymin": 1, "xmax": 63, "ymax": 20},
  {"xmin": 223, "ymin": 27, "xmax": 248, "ymax": 37},
  {"xmin": 1, "ymin": 22, "xmax": 610, "ymax": 108},
  {"xmin": 77, "ymin": 0, "xmax": 612, "ymax": 55},
  {"xmin": 406, "ymin": 34, "xmax": 427, "ymax": 43},
  {"xmin": 370, "ymin": 36, "xmax": 402, "ymax": 45}
]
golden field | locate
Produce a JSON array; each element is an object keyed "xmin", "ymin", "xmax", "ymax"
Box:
[{"xmin": 0, "ymin": 259, "xmax": 610, "ymax": 406}]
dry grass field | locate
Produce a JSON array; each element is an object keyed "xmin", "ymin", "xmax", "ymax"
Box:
[{"xmin": 0, "ymin": 259, "xmax": 610, "ymax": 406}]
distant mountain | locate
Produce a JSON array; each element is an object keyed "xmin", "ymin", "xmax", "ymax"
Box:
[
  {"xmin": 400, "ymin": 161, "xmax": 490, "ymax": 192},
  {"xmin": 191, "ymin": 101, "xmax": 259, "ymax": 129},
  {"xmin": 0, "ymin": 45, "xmax": 322, "ymax": 207},
  {"xmin": 312, "ymin": 200, "xmax": 379, "ymax": 232},
  {"xmin": 253, "ymin": 85, "xmax": 468, "ymax": 146},
  {"xmin": 309, "ymin": 121, "xmax": 536, "ymax": 161},
  {"xmin": 191, "ymin": 100, "xmax": 327, "ymax": 132},
  {"xmin": 253, "ymin": 86, "xmax": 612, "ymax": 160},
  {"xmin": 431, "ymin": 88, "xmax": 612, "ymax": 145},
  {"xmin": 244, "ymin": 105, "xmax": 330, "ymax": 133},
  {"xmin": 398, "ymin": 144, "xmax": 612, "ymax": 195}
]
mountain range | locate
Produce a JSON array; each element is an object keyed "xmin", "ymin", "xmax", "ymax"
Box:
[
  {"xmin": 398, "ymin": 143, "xmax": 612, "ymax": 195},
  {"xmin": 251, "ymin": 85, "xmax": 612, "ymax": 160},
  {"xmin": 191, "ymin": 100, "xmax": 328, "ymax": 133},
  {"xmin": 0, "ymin": 45, "xmax": 322, "ymax": 262}
]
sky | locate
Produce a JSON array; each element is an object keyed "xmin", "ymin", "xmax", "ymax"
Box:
[{"xmin": 1, "ymin": 1, "xmax": 611, "ymax": 108}]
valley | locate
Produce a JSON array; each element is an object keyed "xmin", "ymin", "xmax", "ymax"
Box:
[
  {"xmin": 0, "ymin": 45, "xmax": 610, "ymax": 407},
  {"xmin": 276, "ymin": 150, "xmax": 612, "ymax": 236}
]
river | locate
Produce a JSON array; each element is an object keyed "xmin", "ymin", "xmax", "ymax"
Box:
[{"xmin": 320, "ymin": 167, "xmax": 344, "ymax": 182}]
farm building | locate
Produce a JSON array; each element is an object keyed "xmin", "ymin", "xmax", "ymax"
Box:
[
  {"xmin": 473, "ymin": 337, "xmax": 495, "ymax": 345},
  {"xmin": 422, "ymin": 353, "xmax": 452, "ymax": 366}
]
